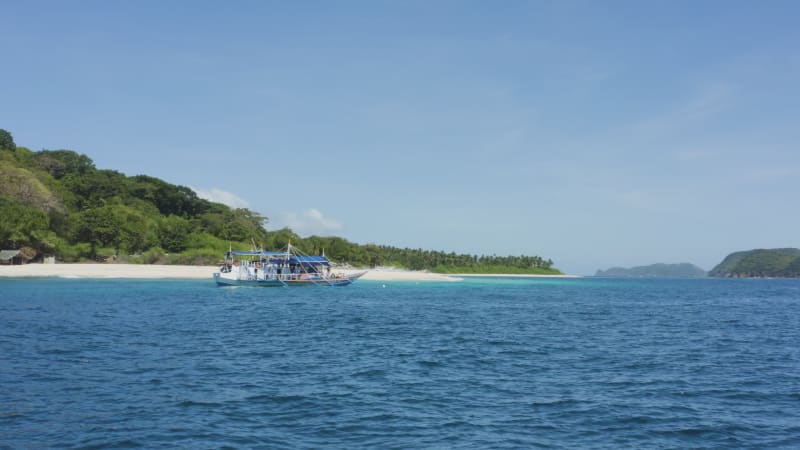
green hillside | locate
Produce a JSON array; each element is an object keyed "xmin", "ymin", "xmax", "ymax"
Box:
[
  {"xmin": 595, "ymin": 263, "xmax": 707, "ymax": 278},
  {"xmin": 0, "ymin": 128, "xmax": 560, "ymax": 273},
  {"xmin": 709, "ymin": 248, "xmax": 800, "ymax": 278}
]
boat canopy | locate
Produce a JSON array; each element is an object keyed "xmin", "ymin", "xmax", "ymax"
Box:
[
  {"xmin": 269, "ymin": 255, "xmax": 331, "ymax": 267},
  {"xmin": 230, "ymin": 250, "xmax": 287, "ymax": 256}
]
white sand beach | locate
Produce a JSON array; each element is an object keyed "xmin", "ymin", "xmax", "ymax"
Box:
[
  {"xmin": 0, "ymin": 263, "xmax": 216, "ymax": 279},
  {"xmin": 0, "ymin": 263, "xmax": 578, "ymax": 281},
  {"xmin": 0, "ymin": 263, "xmax": 457, "ymax": 282}
]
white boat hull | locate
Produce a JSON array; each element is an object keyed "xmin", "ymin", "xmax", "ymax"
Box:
[{"xmin": 213, "ymin": 271, "xmax": 365, "ymax": 287}]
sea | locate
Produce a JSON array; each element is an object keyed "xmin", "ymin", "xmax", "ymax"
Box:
[{"xmin": 1, "ymin": 276, "xmax": 799, "ymax": 449}]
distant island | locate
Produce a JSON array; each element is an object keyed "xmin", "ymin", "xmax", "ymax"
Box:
[
  {"xmin": 709, "ymin": 248, "xmax": 800, "ymax": 278},
  {"xmin": 0, "ymin": 128, "xmax": 560, "ymax": 275},
  {"xmin": 595, "ymin": 263, "xmax": 707, "ymax": 278}
]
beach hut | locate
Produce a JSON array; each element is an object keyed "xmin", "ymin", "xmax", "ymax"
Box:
[{"xmin": 0, "ymin": 249, "xmax": 28, "ymax": 265}]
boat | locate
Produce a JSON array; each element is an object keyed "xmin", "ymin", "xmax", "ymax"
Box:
[{"xmin": 213, "ymin": 243, "xmax": 366, "ymax": 287}]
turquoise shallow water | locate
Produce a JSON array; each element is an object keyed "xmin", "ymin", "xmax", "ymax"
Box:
[{"xmin": 1, "ymin": 277, "xmax": 799, "ymax": 448}]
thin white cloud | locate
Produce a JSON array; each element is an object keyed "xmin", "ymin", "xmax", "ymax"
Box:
[
  {"xmin": 681, "ymin": 83, "xmax": 734, "ymax": 121},
  {"xmin": 745, "ymin": 167, "xmax": 800, "ymax": 182},
  {"xmin": 627, "ymin": 82, "xmax": 737, "ymax": 140},
  {"xmin": 192, "ymin": 187, "xmax": 250, "ymax": 208},
  {"xmin": 675, "ymin": 149, "xmax": 718, "ymax": 162},
  {"xmin": 614, "ymin": 190, "xmax": 653, "ymax": 210},
  {"xmin": 612, "ymin": 189, "xmax": 687, "ymax": 213},
  {"xmin": 271, "ymin": 208, "xmax": 343, "ymax": 236}
]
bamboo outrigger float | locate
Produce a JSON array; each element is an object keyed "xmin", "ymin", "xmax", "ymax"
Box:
[{"xmin": 213, "ymin": 243, "xmax": 366, "ymax": 287}]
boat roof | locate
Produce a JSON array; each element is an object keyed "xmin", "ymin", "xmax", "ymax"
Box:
[
  {"xmin": 270, "ymin": 256, "xmax": 331, "ymax": 267},
  {"xmin": 227, "ymin": 251, "xmax": 331, "ymax": 267},
  {"xmin": 230, "ymin": 250, "xmax": 286, "ymax": 256}
]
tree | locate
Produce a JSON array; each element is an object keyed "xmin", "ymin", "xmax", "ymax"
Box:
[
  {"xmin": 35, "ymin": 150, "xmax": 94, "ymax": 177},
  {"xmin": 0, "ymin": 199, "xmax": 50, "ymax": 249},
  {"xmin": 264, "ymin": 227, "xmax": 301, "ymax": 250},
  {"xmin": 157, "ymin": 215, "xmax": 191, "ymax": 252},
  {"xmin": 0, "ymin": 129, "xmax": 15, "ymax": 152},
  {"xmin": 73, "ymin": 205, "xmax": 122, "ymax": 257}
]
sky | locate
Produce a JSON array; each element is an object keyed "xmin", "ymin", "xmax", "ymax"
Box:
[{"xmin": 2, "ymin": 1, "xmax": 799, "ymax": 274}]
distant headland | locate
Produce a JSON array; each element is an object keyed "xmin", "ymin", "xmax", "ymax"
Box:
[
  {"xmin": 596, "ymin": 249, "xmax": 800, "ymax": 279},
  {"xmin": 595, "ymin": 263, "xmax": 707, "ymax": 278},
  {"xmin": 708, "ymin": 248, "xmax": 800, "ymax": 278}
]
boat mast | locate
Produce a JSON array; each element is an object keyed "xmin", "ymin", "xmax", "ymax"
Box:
[{"xmin": 286, "ymin": 240, "xmax": 292, "ymax": 278}]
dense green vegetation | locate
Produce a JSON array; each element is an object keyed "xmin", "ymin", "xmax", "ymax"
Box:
[
  {"xmin": 709, "ymin": 248, "xmax": 800, "ymax": 278},
  {"xmin": 595, "ymin": 263, "xmax": 707, "ymax": 278},
  {"xmin": 0, "ymin": 128, "xmax": 560, "ymax": 273}
]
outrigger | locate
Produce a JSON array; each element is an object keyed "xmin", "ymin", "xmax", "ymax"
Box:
[{"xmin": 213, "ymin": 243, "xmax": 366, "ymax": 287}]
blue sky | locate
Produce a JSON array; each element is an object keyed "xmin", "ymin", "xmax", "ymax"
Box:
[{"xmin": 2, "ymin": 1, "xmax": 798, "ymax": 274}]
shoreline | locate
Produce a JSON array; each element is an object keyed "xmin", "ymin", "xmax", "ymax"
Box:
[{"xmin": 0, "ymin": 263, "xmax": 579, "ymax": 282}]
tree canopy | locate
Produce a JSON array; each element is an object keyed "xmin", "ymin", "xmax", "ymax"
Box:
[{"xmin": 0, "ymin": 129, "xmax": 15, "ymax": 152}]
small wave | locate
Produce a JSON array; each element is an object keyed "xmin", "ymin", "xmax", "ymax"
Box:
[
  {"xmin": 242, "ymin": 392, "xmax": 325, "ymax": 404},
  {"xmin": 268, "ymin": 394, "xmax": 307, "ymax": 403},
  {"xmin": 352, "ymin": 368, "xmax": 387, "ymax": 378},
  {"xmin": 361, "ymin": 413, "xmax": 400, "ymax": 422},
  {"xmin": 441, "ymin": 420, "xmax": 469, "ymax": 428},
  {"xmin": 530, "ymin": 398, "xmax": 580, "ymax": 407},
  {"xmin": 177, "ymin": 400, "xmax": 223, "ymax": 408},
  {"xmin": 675, "ymin": 427, "xmax": 714, "ymax": 437},
  {"xmin": 77, "ymin": 439, "xmax": 144, "ymax": 449},
  {"xmin": 417, "ymin": 360, "xmax": 442, "ymax": 367},
  {"xmin": 243, "ymin": 394, "xmax": 275, "ymax": 402},
  {"xmin": 620, "ymin": 415, "xmax": 657, "ymax": 425},
  {"xmin": 40, "ymin": 348, "xmax": 79, "ymax": 355},
  {"xmin": 486, "ymin": 339, "xmax": 517, "ymax": 346}
]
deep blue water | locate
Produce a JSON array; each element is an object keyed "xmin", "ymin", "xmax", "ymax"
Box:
[{"xmin": 1, "ymin": 277, "xmax": 799, "ymax": 449}]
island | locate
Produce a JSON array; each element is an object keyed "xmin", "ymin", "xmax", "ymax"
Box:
[
  {"xmin": 0, "ymin": 128, "xmax": 562, "ymax": 276},
  {"xmin": 708, "ymin": 248, "xmax": 800, "ymax": 278},
  {"xmin": 595, "ymin": 263, "xmax": 707, "ymax": 278}
]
